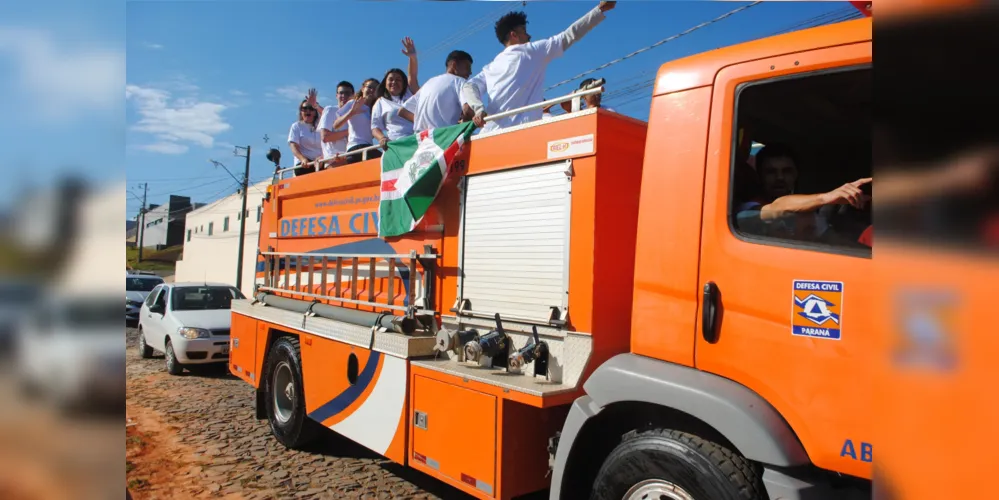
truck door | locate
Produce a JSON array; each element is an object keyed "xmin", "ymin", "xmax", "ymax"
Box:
[{"xmin": 696, "ymin": 43, "xmax": 873, "ymax": 479}]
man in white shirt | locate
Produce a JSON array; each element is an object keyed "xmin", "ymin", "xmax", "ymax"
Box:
[
  {"xmin": 318, "ymin": 81, "xmax": 355, "ymax": 164},
  {"xmin": 462, "ymin": 1, "xmax": 616, "ymax": 133},
  {"xmin": 399, "ymin": 50, "xmax": 475, "ymax": 133}
]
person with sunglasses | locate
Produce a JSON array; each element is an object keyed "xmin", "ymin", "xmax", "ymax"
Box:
[
  {"xmin": 317, "ymin": 81, "xmax": 355, "ymax": 166},
  {"xmin": 288, "ymin": 89, "xmax": 324, "ymax": 176}
]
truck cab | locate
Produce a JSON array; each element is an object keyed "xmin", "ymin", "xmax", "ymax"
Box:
[{"xmin": 552, "ymin": 17, "xmax": 871, "ymax": 500}]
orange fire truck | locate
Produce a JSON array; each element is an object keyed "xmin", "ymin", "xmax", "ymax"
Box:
[{"xmin": 228, "ymin": 13, "xmax": 872, "ymax": 500}]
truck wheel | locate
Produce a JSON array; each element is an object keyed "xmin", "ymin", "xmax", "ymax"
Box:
[
  {"xmin": 590, "ymin": 429, "xmax": 765, "ymax": 500},
  {"xmin": 138, "ymin": 328, "xmax": 154, "ymax": 359},
  {"xmin": 165, "ymin": 340, "xmax": 184, "ymax": 375},
  {"xmin": 264, "ymin": 337, "xmax": 319, "ymax": 449}
]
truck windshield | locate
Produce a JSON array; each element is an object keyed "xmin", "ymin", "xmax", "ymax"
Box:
[
  {"xmin": 126, "ymin": 277, "xmax": 163, "ymax": 292},
  {"xmin": 171, "ymin": 286, "xmax": 245, "ymax": 311}
]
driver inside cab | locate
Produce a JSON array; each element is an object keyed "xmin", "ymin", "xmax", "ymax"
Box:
[{"xmin": 736, "ymin": 143, "xmax": 871, "ymax": 248}]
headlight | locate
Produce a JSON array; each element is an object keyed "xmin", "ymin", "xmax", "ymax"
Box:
[
  {"xmin": 126, "ymin": 299, "xmax": 142, "ymax": 307},
  {"xmin": 178, "ymin": 327, "xmax": 211, "ymax": 339}
]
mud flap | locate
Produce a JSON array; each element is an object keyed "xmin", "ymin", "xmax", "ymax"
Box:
[{"xmin": 255, "ymin": 386, "xmax": 267, "ymax": 420}]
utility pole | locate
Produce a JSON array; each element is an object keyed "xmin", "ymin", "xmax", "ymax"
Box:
[
  {"xmin": 233, "ymin": 145, "xmax": 251, "ymax": 291},
  {"xmin": 137, "ymin": 183, "xmax": 148, "ymax": 262}
]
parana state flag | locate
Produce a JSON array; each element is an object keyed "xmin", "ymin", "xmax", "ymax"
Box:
[{"xmin": 378, "ymin": 121, "xmax": 476, "ymax": 238}]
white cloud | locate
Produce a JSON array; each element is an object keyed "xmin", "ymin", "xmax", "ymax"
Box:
[
  {"xmin": 126, "ymin": 83, "xmax": 231, "ymax": 155},
  {"xmin": 137, "ymin": 142, "xmax": 188, "ymax": 154},
  {"xmin": 267, "ymin": 83, "xmax": 328, "ymax": 103},
  {"xmin": 271, "ymin": 84, "xmax": 309, "ymax": 102},
  {"xmin": 229, "ymin": 89, "xmax": 247, "ymax": 97},
  {"xmin": 142, "ymin": 42, "xmax": 164, "ymax": 50},
  {"xmin": 0, "ymin": 27, "xmax": 123, "ymax": 119}
]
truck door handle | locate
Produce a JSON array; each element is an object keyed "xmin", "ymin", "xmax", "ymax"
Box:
[{"xmin": 702, "ymin": 282, "xmax": 720, "ymax": 343}]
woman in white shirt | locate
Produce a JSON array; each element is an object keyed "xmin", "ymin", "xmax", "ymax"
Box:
[
  {"xmin": 334, "ymin": 78, "xmax": 381, "ymax": 165},
  {"xmin": 288, "ymin": 94, "xmax": 324, "ymax": 176},
  {"xmin": 371, "ymin": 37, "xmax": 422, "ymax": 150}
]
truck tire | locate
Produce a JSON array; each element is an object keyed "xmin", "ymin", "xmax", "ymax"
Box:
[
  {"xmin": 590, "ymin": 429, "xmax": 765, "ymax": 500},
  {"xmin": 264, "ymin": 337, "xmax": 319, "ymax": 449},
  {"xmin": 165, "ymin": 340, "xmax": 184, "ymax": 375}
]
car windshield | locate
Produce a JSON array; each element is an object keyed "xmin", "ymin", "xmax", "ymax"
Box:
[
  {"xmin": 170, "ymin": 286, "xmax": 245, "ymax": 311},
  {"xmin": 126, "ymin": 277, "xmax": 163, "ymax": 292}
]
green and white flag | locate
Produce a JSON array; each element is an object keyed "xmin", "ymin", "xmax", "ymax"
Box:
[{"xmin": 378, "ymin": 122, "xmax": 476, "ymax": 238}]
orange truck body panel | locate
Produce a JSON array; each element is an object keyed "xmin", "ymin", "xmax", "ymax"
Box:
[{"xmin": 230, "ymin": 16, "xmax": 873, "ymax": 498}]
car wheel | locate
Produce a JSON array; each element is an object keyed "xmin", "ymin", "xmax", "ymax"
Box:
[
  {"xmin": 165, "ymin": 340, "xmax": 184, "ymax": 375},
  {"xmin": 138, "ymin": 328, "xmax": 154, "ymax": 359},
  {"xmin": 264, "ymin": 336, "xmax": 320, "ymax": 449},
  {"xmin": 590, "ymin": 428, "xmax": 765, "ymax": 500}
]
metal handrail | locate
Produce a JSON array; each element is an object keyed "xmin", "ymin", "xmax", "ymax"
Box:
[
  {"xmin": 484, "ymin": 86, "xmax": 604, "ymax": 123},
  {"xmin": 271, "ymin": 85, "xmax": 605, "ymax": 181}
]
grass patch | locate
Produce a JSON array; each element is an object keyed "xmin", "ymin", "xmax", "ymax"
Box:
[
  {"xmin": 128, "ymin": 478, "xmax": 149, "ymax": 489},
  {"xmin": 127, "ymin": 435, "xmax": 145, "ymax": 447},
  {"xmin": 127, "ymin": 245, "xmax": 182, "ymax": 272}
]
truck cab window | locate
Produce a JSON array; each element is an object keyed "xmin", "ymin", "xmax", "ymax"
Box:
[{"xmin": 731, "ymin": 66, "xmax": 872, "ymax": 255}]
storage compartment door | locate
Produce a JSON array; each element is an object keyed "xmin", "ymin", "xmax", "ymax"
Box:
[
  {"xmin": 228, "ymin": 313, "xmax": 258, "ymax": 386},
  {"xmin": 412, "ymin": 376, "xmax": 496, "ymax": 497},
  {"xmin": 459, "ymin": 160, "xmax": 572, "ymax": 324}
]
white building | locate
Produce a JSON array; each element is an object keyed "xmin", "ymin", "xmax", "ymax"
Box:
[{"xmin": 175, "ymin": 180, "xmax": 270, "ymax": 297}]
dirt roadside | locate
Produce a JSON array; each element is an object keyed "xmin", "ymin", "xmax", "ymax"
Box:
[{"xmin": 125, "ymin": 327, "xmax": 464, "ymax": 500}]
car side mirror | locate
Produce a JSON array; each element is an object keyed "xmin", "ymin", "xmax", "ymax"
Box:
[{"xmin": 150, "ymin": 304, "xmax": 164, "ymax": 314}]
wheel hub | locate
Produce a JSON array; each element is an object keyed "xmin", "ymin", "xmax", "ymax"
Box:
[
  {"xmin": 272, "ymin": 361, "xmax": 295, "ymax": 424},
  {"xmin": 623, "ymin": 479, "xmax": 696, "ymax": 500}
]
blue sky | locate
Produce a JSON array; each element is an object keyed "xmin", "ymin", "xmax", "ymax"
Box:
[
  {"xmin": 0, "ymin": 0, "xmax": 123, "ymax": 209},
  {"xmin": 1, "ymin": 1, "xmax": 862, "ymax": 218}
]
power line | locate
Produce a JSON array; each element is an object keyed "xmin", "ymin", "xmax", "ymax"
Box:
[
  {"xmin": 545, "ymin": 1, "xmax": 763, "ymax": 92},
  {"xmin": 127, "ymin": 174, "xmax": 230, "ymax": 183},
  {"xmin": 767, "ymin": 7, "xmax": 860, "ymax": 37},
  {"xmin": 424, "ymin": 2, "xmax": 515, "ymax": 56},
  {"xmin": 145, "ymin": 177, "xmax": 233, "ymax": 198},
  {"xmin": 209, "ymin": 159, "xmax": 244, "ymax": 187},
  {"xmin": 600, "ymin": 8, "xmax": 864, "ymax": 110}
]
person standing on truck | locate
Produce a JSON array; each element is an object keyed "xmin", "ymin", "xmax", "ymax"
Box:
[
  {"xmin": 334, "ymin": 78, "xmax": 381, "ymax": 164},
  {"xmin": 399, "ymin": 50, "xmax": 476, "ymax": 133},
  {"xmin": 317, "ymin": 81, "xmax": 354, "ymax": 165},
  {"xmin": 462, "ymin": 1, "xmax": 616, "ymax": 132},
  {"xmin": 542, "ymin": 77, "xmax": 616, "ymax": 117},
  {"xmin": 371, "ymin": 68, "xmax": 415, "ymax": 148},
  {"xmin": 288, "ymin": 90, "xmax": 324, "ymax": 176},
  {"xmin": 371, "ymin": 37, "xmax": 422, "ymax": 150}
]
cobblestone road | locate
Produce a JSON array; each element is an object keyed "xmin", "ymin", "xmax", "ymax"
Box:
[{"xmin": 125, "ymin": 327, "xmax": 473, "ymax": 500}]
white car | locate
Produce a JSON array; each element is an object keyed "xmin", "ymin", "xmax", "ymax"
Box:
[{"xmin": 136, "ymin": 282, "xmax": 244, "ymax": 375}]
